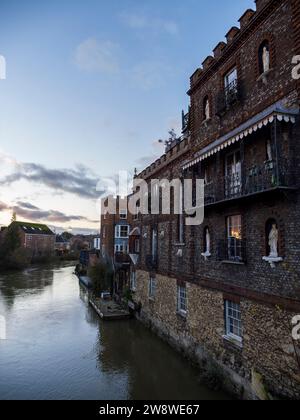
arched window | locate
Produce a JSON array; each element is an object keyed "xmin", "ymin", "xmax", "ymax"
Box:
[
  {"xmin": 203, "ymin": 96, "xmax": 210, "ymax": 121},
  {"xmin": 259, "ymin": 41, "xmax": 270, "ymax": 75},
  {"xmin": 265, "ymin": 218, "xmax": 278, "ymax": 257}
]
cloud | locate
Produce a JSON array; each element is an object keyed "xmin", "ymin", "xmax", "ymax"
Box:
[
  {"xmin": 0, "ymin": 201, "xmax": 9, "ymax": 211},
  {"xmin": 0, "ymin": 200, "xmax": 97, "ymax": 225},
  {"xmin": 75, "ymin": 38, "xmax": 120, "ymax": 74},
  {"xmin": 0, "ymin": 160, "xmax": 103, "ymax": 199},
  {"xmin": 120, "ymin": 12, "xmax": 179, "ymax": 35},
  {"xmin": 16, "ymin": 202, "xmax": 40, "ymax": 211}
]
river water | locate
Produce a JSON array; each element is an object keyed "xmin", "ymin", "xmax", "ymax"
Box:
[{"xmin": 0, "ymin": 264, "xmax": 229, "ymax": 400}]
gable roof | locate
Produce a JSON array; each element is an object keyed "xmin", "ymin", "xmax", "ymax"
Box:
[{"xmin": 11, "ymin": 222, "xmax": 55, "ymax": 236}]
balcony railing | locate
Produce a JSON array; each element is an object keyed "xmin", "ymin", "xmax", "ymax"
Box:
[
  {"xmin": 216, "ymin": 80, "xmax": 243, "ymax": 116},
  {"xmin": 204, "ymin": 160, "xmax": 292, "ymax": 205},
  {"xmin": 217, "ymin": 239, "xmax": 246, "ymax": 263},
  {"xmin": 146, "ymin": 254, "xmax": 158, "ymax": 271},
  {"xmin": 182, "ymin": 110, "xmax": 190, "ymax": 133}
]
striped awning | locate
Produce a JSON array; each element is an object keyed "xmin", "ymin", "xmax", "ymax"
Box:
[{"xmin": 182, "ymin": 102, "xmax": 298, "ymax": 171}]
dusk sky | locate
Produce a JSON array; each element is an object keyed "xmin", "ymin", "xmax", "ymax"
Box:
[{"xmin": 0, "ymin": 0, "xmax": 253, "ymax": 234}]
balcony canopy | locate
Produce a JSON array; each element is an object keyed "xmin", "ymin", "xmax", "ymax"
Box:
[
  {"xmin": 129, "ymin": 227, "xmax": 141, "ymax": 236},
  {"xmin": 182, "ymin": 101, "xmax": 299, "ymax": 171}
]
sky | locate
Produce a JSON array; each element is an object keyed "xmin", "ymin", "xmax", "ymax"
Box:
[{"xmin": 0, "ymin": 0, "xmax": 254, "ymax": 234}]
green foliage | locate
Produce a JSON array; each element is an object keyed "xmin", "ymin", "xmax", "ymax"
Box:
[
  {"xmin": 88, "ymin": 262, "xmax": 113, "ymax": 294},
  {"xmin": 123, "ymin": 288, "xmax": 133, "ymax": 303},
  {"xmin": 0, "ymin": 225, "xmax": 30, "ymax": 270},
  {"xmin": 61, "ymin": 231, "xmax": 73, "ymax": 241},
  {"xmin": 6, "ymin": 248, "xmax": 31, "ymax": 270}
]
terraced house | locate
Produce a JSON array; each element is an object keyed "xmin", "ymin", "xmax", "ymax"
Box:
[{"xmin": 129, "ymin": 0, "xmax": 300, "ymax": 399}]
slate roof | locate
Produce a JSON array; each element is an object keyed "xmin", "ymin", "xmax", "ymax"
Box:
[{"xmin": 11, "ymin": 222, "xmax": 55, "ymax": 236}]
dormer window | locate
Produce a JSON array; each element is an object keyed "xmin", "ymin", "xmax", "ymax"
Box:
[
  {"xmin": 259, "ymin": 41, "xmax": 270, "ymax": 75},
  {"xmin": 203, "ymin": 96, "xmax": 210, "ymax": 121}
]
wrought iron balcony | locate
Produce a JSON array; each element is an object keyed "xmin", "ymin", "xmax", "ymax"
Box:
[
  {"xmin": 204, "ymin": 160, "xmax": 292, "ymax": 206},
  {"xmin": 216, "ymin": 80, "xmax": 243, "ymax": 116},
  {"xmin": 217, "ymin": 239, "xmax": 247, "ymax": 263},
  {"xmin": 146, "ymin": 254, "xmax": 158, "ymax": 271},
  {"xmin": 182, "ymin": 110, "xmax": 190, "ymax": 133}
]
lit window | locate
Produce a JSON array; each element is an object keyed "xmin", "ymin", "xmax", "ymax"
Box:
[
  {"xmin": 227, "ymin": 215, "xmax": 243, "ymax": 262},
  {"xmin": 225, "ymin": 300, "xmax": 242, "ymax": 342},
  {"xmin": 177, "ymin": 285, "xmax": 187, "ymax": 315}
]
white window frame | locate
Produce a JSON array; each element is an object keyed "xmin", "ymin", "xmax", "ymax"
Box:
[
  {"xmin": 119, "ymin": 209, "xmax": 127, "ymax": 220},
  {"xmin": 130, "ymin": 271, "xmax": 137, "ymax": 291},
  {"xmin": 177, "ymin": 285, "xmax": 187, "ymax": 316},
  {"xmin": 225, "ymin": 300, "xmax": 243, "ymax": 343},
  {"xmin": 149, "ymin": 277, "xmax": 156, "ymax": 299},
  {"xmin": 115, "ymin": 244, "xmax": 124, "ymax": 254},
  {"xmin": 115, "ymin": 225, "xmax": 129, "ymax": 239}
]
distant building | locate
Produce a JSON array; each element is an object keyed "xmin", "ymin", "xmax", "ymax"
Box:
[
  {"xmin": 55, "ymin": 235, "xmax": 70, "ymax": 256},
  {"xmin": 100, "ymin": 196, "xmax": 132, "ymax": 294},
  {"xmin": 93, "ymin": 237, "xmax": 101, "ymax": 250},
  {"xmin": 7, "ymin": 222, "xmax": 55, "ymax": 258}
]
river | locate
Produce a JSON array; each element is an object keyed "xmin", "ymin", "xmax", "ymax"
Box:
[{"xmin": 0, "ymin": 264, "xmax": 229, "ymax": 400}]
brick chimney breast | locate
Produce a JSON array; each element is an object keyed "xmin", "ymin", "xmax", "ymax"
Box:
[
  {"xmin": 255, "ymin": 0, "xmax": 270, "ymax": 12},
  {"xmin": 238, "ymin": 9, "xmax": 255, "ymax": 29},
  {"xmin": 226, "ymin": 27, "xmax": 240, "ymax": 44},
  {"xmin": 202, "ymin": 56, "xmax": 215, "ymax": 71},
  {"xmin": 213, "ymin": 42, "xmax": 227, "ymax": 59}
]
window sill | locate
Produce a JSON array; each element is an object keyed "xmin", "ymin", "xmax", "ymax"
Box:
[
  {"xmin": 222, "ymin": 335, "xmax": 243, "ymax": 349},
  {"xmin": 257, "ymin": 68, "xmax": 273, "ymax": 83},
  {"xmin": 201, "ymin": 118, "xmax": 212, "ymax": 126},
  {"xmin": 221, "ymin": 260, "xmax": 245, "ymax": 266},
  {"xmin": 176, "ymin": 311, "xmax": 187, "ymax": 320}
]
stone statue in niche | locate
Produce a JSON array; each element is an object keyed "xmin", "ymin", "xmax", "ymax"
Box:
[
  {"xmin": 205, "ymin": 228, "xmax": 211, "ymax": 254},
  {"xmin": 262, "ymin": 46, "xmax": 270, "ymax": 73},
  {"xmin": 204, "ymin": 99, "xmax": 210, "ymax": 120},
  {"xmin": 268, "ymin": 224, "xmax": 279, "ymax": 258},
  {"xmin": 263, "ymin": 222, "xmax": 283, "ymax": 268}
]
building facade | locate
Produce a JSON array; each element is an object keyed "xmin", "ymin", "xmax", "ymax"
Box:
[
  {"xmin": 101, "ymin": 196, "xmax": 132, "ymax": 294},
  {"xmin": 12, "ymin": 222, "xmax": 55, "ymax": 258},
  {"xmin": 129, "ymin": 0, "xmax": 300, "ymax": 399}
]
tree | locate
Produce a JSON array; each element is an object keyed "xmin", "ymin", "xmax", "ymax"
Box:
[
  {"xmin": 61, "ymin": 231, "xmax": 73, "ymax": 241},
  {"xmin": 0, "ymin": 223, "xmax": 30, "ymax": 269},
  {"xmin": 88, "ymin": 261, "xmax": 113, "ymax": 295},
  {"xmin": 11, "ymin": 212, "xmax": 17, "ymax": 223}
]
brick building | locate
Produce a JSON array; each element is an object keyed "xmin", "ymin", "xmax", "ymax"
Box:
[
  {"xmin": 10, "ymin": 221, "xmax": 55, "ymax": 258},
  {"xmin": 129, "ymin": 0, "xmax": 300, "ymax": 399},
  {"xmin": 100, "ymin": 196, "xmax": 132, "ymax": 294}
]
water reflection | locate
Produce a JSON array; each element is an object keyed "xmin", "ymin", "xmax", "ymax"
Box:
[{"xmin": 0, "ymin": 265, "xmax": 229, "ymax": 400}]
